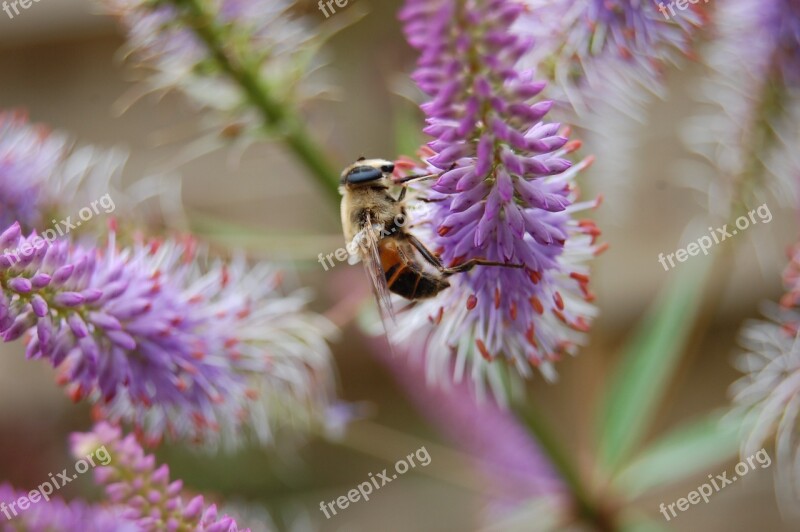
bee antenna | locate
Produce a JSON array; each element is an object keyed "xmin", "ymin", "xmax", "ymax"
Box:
[{"xmin": 357, "ymin": 156, "xmax": 366, "ymax": 162}]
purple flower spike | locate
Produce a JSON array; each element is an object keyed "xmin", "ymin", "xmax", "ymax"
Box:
[
  {"xmin": 0, "ymin": 483, "xmax": 134, "ymax": 531},
  {"xmin": 514, "ymin": 0, "xmax": 706, "ymax": 114},
  {"xmin": 0, "ymin": 226, "xmax": 337, "ymax": 448},
  {"xmin": 397, "ymin": 0, "xmax": 605, "ymax": 400},
  {"xmin": 70, "ymin": 423, "xmax": 250, "ymax": 531}
]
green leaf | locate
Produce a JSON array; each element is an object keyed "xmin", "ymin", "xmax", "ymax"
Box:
[
  {"xmin": 613, "ymin": 411, "xmax": 742, "ymax": 498},
  {"xmin": 596, "ymin": 256, "xmax": 714, "ymax": 472}
]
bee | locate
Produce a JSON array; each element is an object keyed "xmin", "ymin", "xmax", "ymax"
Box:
[{"xmin": 339, "ymin": 158, "xmax": 524, "ymax": 322}]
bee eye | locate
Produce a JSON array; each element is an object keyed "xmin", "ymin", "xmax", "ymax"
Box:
[
  {"xmin": 381, "ymin": 164, "xmax": 395, "ymax": 174},
  {"xmin": 346, "ymin": 166, "xmax": 384, "ymax": 184}
]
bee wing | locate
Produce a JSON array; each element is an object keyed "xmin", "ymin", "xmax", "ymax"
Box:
[{"xmin": 362, "ymin": 212, "xmax": 397, "ymax": 330}]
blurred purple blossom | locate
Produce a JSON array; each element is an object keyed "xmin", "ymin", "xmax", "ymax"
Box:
[
  {"xmin": 683, "ymin": 0, "xmax": 800, "ymax": 217},
  {"xmin": 396, "ymin": 0, "xmax": 603, "ymax": 399},
  {"xmin": 100, "ymin": 0, "xmax": 330, "ymax": 154},
  {"xmin": 0, "ymin": 483, "xmax": 133, "ymax": 532},
  {"xmin": 514, "ymin": 0, "xmax": 705, "ymax": 115},
  {"xmin": 70, "ymin": 422, "xmax": 249, "ymax": 531},
  {"xmin": 0, "ymin": 224, "xmax": 337, "ymax": 449},
  {"xmin": 377, "ymin": 346, "xmax": 570, "ymax": 527},
  {"xmin": 0, "ymin": 111, "xmax": 128, "ymax": 233}
]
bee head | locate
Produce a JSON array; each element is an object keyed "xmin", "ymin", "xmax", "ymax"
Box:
[{"xmin": 341, "ymin": 158, "xmax": 395, "ymax": 187}]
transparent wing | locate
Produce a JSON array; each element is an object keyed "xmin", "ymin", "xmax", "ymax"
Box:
[{"xmin": 362, "ymin": 212, "xmax": 397, "ymax": 331}]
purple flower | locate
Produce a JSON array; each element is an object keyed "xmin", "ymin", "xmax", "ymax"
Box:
[
  {"xmin": 683, "ymin": 0, "xmax": 800, "ymax": 216},
  {"xmin": 70, "ymin": 422, "xmax": 249, "ymax": 531},
  {"xmin": 0, "ymin": 111, "xmax": 66, "ymax": 230},
  {"xmin": 514, "ymin": 0, "xmax": 705, "ymax": 113},
  {"xmin": 376, "ymin": 345, "xmax": 570, "ymax": 525},
  {"xmin": 0, "ymin": 483, "xmax": 132, "ymax": 531},
  {"xmin": 0, "ymin": 110, "xmax": 128, "ymax": 234},
  {"xmin": 100, "ymin": 0, "xmax": 327, "ymax": 147},
  {"xmin": 397, "ymin": 0, "xmax": 604, "ymax": 398},
  {"xmin": 0, "ymin": 224, "xmax": 336, "ymax": 448}
]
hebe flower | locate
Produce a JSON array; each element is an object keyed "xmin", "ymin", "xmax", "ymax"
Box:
[
  {"xmin": 0, "ymin": 223, "xmax": 336, "ymax": 448},
  {"xmin": 0, "ymin": 483, "xmax": 133, "ymax": 532},
  {"xmin": 731, "ymin": 242, "xmax": 800, "ymax": 510},
  {"xmin": 101, "ymin": 0, "xmax": 328, "ymax": 147},
  {"xmin": 683, "ymin": 0, "xmax": 800, "ymax": 216},
  {"xmin": 70, "ymin": 422, "xmax": 249, "ymax": 531},
  {"xmin": 397, "ymin": 0, "xmax": 603, "ymax": 399},
  {"xmin": 0, "ymin": 110, "xmax": 129, "ymax": 235},
  {"xmin": 514, "ymin": 0, "xmax": 704, "ymax": 114}
]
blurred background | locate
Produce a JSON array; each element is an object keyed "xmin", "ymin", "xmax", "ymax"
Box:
[{"xmin": 0, "ymin": 0, "xmax": 796, "ymax": 530}]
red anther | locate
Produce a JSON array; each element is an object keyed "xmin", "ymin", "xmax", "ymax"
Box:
[
  {"xmin": 572, "ymin": 317, "xmax": 591, "ymax": 332},
  {"xmin": 553, "ymin": 309, "xmax": 567, "ymax": 323},
  {"xmin": 594, "ymin": 242, "xmax": 610, "ymax": 256},
  {"xmin": 69, "ymin": 385, "xmax": 84, "ymax": 403},
  {"xmin": 221, "ymin": 265, "xmax": 230, "ymax": 288},
  {"xmin": 583, "ymin": 155, "xmax": 597, "ymax": 169},
  {"xmin": 565, "ymin": 139, "xmax": 583, "ymax": 152},
  {"xmin": 553, "ymin": 291, "xmax": 565, "ymax": 310},
  {"xmin": 525, "ymin": 324, "xmax": 536, "ymax": 346},
  {"xmin": 429, "ymin": 306, "xmax": 444, "ymax": 325},
  {"xmin": 529, "ymin": 270, "xmax": 541, "ymax": 284},
  {"xmin": 189, "ymin": 295, "xmax": 204, "ymax": 304},
  {"xmin": 466, "ymin": 294, "xmax": 478, "ymax": 310},
  {"xmin": 245, "ymin": 389, "xmax": 259, "ymax": 400},
  {"xmin": 509, "ymin": 301, "xmax": 518, "ymax": 321},
  {"xmin": 192, "ymin": 412, "xmax": 207, "ymax": 428},
  {"xmin": 224, "ymin": 338, "xmax": 238, "ymax": 349},
  {"xmin": 476, "ymin": 339, "xmax": 493, "ymax": 361},
  {"xmin": 570, "ymin": 272, "xmax": 590, "ymax": 284},
  {"xmin": 594, "ymin": 193, "xmax": 603, "ymax": 207},
  {"xmin": 494, "ymin": 287, "xmax": 501, "ymax": 309},
  {"xmin": 438, "ymin": 226, "xmax": 451, "ymax": 236},
  {"xmin": 191, "ymin": 350, "xmax": 204, "ymax": 360},
  {"xmin": 530, "ymin": 296, "xmax": 544, "ymax": 315}
]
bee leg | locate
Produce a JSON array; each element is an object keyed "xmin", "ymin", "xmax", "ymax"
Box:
[
  {"xmin": 416, "ymin": 197, "xmax": 446, "ymax": 203},
  {"xmin": 405, "ymin": 234, "xmax": 525, "ymax": 276},
  {"xmin": 394, "ymin": 172, "xmax": 441, "ymax": 185},
  {"xmin": 395, "ymin": 187, "xmax": 407, "ymax": 203}
]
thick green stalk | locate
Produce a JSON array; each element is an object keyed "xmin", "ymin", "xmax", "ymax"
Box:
[{"xmin": 169, "ymin": 0, "xmax": 341, "ymax": 204}]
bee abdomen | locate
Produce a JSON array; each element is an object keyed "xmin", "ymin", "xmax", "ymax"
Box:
[{"xmin": 385, "ymin": 264, "xmax": 450, "ymax": 300}]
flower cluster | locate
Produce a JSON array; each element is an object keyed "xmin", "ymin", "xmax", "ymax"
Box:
[
  {"xmin": 731, "ymin": 242, "xmax": 800, "ymax": 510},
  {"xmin": 397, "ymin": 0, "xmax": 603, "ymax": 400},
  {"xmin": 0, "ymin": 111, "xmax": 127, "ymax": 233},
  {"xmin": 67, "ymin": 422, "xmax": 249, "ymax": 531},
  {"xmin": 0, "ymin": 483, "xmax": 132, "ymax": 532},
  {"xmin": 514, "ymin": 0, "xmax": 705, "ymax": 114},
  {"xmin": 0, "ymin": 223, "xmax": 336, "ymax": 448},
  {"xmin": 100, "ymin": 0, "xmax": 328, "ymax": 149},
  {"xmin": 683, "ymin": 0, "xmax": 800, "ymax": 217}
]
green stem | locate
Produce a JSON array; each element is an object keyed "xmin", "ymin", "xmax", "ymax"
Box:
[
  {"xmin": 168, "ymin": 0, "xmax": 341, "ymax": 204},
  {"xmin": 514, "ymin": 404, "xmax": 617, "ymax": 531}
]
